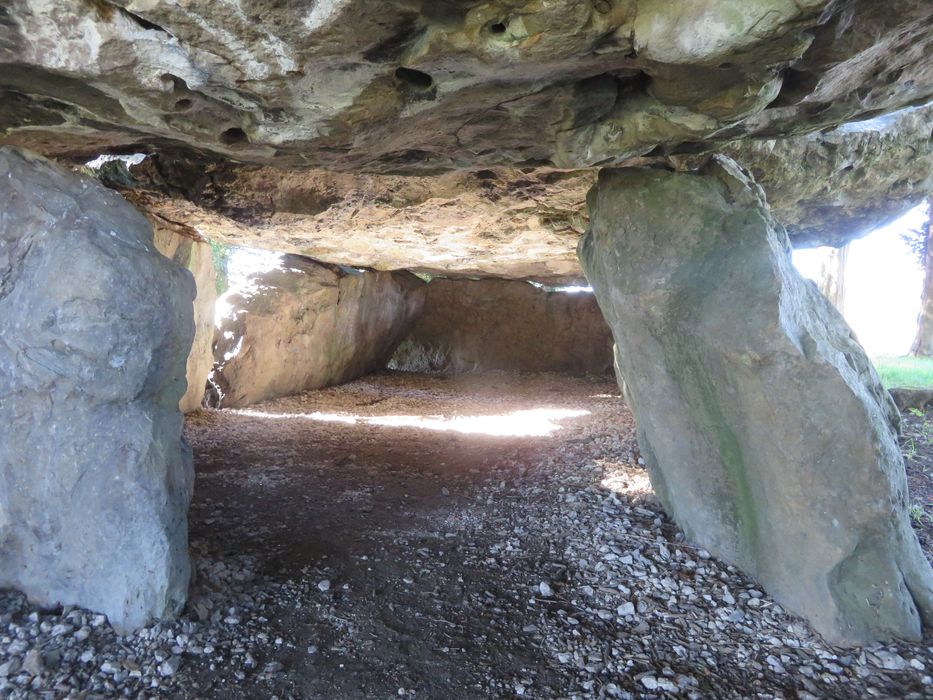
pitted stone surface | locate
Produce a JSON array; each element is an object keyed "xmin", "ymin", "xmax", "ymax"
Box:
[{"xmin": 0, "ymin": 1, "xmax": 929, "ymax": 172}]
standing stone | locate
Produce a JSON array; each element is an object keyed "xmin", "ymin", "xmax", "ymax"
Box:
[
  {"xmin": 578, "ymin": 157, "xmax": 933, "ymax": 645},
  {"xmin": 153, "ymin": 229, "xmax": 218, "ymax": 412},
  {"xmin": 214, "ymin": 256, "xmax": 424, "ymax": 408},
  {"xmin": 0, "ymin": 147, "xmax": 195, "ymax": 631},
  {"xmin": 390, "ymin": 277, "xmax": 613, "ymax": 375}
]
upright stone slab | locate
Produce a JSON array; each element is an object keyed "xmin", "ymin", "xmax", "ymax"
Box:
[
  {"xmin": 153, "ymin": 228, "xmax": 218, "ymax": 412},
  {"xmin": 579, "ymin": 157, "xmax": 933, "ymax": 645},
  {"xmin": 214, "ymin": 256, "xmax": 425, "ymax": 408},
  {"xmin": 0, "ymin": 148, "xmax": 195, "ymax": 631},
  {"xmin": 390, "ymin": 277, "xmax": 614, "ymax": 375}
]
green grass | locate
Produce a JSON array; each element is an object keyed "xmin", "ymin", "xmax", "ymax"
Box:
[{"xmin": 873, "ymin": 355, "xmax": 933, "ymax": 389}]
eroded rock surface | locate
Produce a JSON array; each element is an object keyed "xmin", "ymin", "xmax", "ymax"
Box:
[
  {"xmin": 0, "ymin": 147, "xmax": 195, "ymax": 631},
  {"xmin": 579, "ymin": 158, "xmax": 933, "ymax": 644},
  {"xmin": 726, "ymin": 103, "xmax": 933, "ymax": 247},
  {"xmin": 391, "ymin": 278, "xmax": 613, "ymax": 375},
  {"xmin": 122, "ymin": 160, "xmax": 596, "ymax": 281},
  {"xmin": 0, "ymin": 1, "xmax": 929, "ymax": 172},
  {"xmin": 214, "ymin": 257, "xmax": 424, "ymax": 407},
  {"xmin": 102, "ymin": 100, "xmax": 933, "ymax": 281},
  {"xmin": 152, "ymin": 228, "xmax": 217, "ymax": 412}
]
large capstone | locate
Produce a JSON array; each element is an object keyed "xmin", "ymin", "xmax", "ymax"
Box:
[
  {"xmin": 0, "ymin": 147, "xmax": 195, "ymax": 631},
  {"xmin": 578, "ymin": 157, "xmax": 933, "ymax": 645},
  {"xmin": 213, "ymin": 256, "xmax": 425, "ymax": 408},
  {"xmin": 724, "ymin": 103, "xmax": 933, "ymax": 247},
  {"xmin": 1, "ymin": 1, "xmax": 930, "ymax": 172}
]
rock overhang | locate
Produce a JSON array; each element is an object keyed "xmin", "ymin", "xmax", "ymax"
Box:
[
  {"xmin": 1, "ymin": 0, "xmax": 931, "ymax": 172},
  {"xmin": 1, "ymin": 0, "xmax": 932, "ymax": 280},
  {"xmin": 92, "ymin": 101, "xmax": 933, "ymax": 281}
]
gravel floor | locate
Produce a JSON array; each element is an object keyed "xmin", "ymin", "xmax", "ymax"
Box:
[{"xmin": 1, "ymin": 371, "xmax": 933, "ymax": 699}]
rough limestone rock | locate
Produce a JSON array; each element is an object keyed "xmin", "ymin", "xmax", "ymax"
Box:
[
  {"xmin": 578, "ymin": 158, "xmax": 933, "ymax": 645},
  {"xmin": 726, "ymin": 103, "xmax": 933, "ymax": 247},
  {"xmin": 152, "ymin": 228, "xmax": 217, "ymax": 412},
  {"xmin": 214, "ymin": 257, "xmax": 424, "ymax": 408},
  {"xmin": 391, "ymin": 278, "xmax": 613, "ymax": 375},
  {"xmin": 1, "ymin": 1, "xmax": 930, "ymax": 172},
  {"xmin": 121, "ymin": 159, "xmax": 596, "ymax": 282},
  {"xmin": 0, "ymin": 147, "xmax": 195, "ymax": 631},
  {"xmin": 107, "ymin": 94, "xmax": 933, "ymax": 282}
]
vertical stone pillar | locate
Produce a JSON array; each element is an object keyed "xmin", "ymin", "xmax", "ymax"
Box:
[
  {"xmin": 152, "ymin": 228, "xmax": 218, "ymax": 412},
  {"xmin": 579, "ymin": 156, "xmax": 933, "ymax": 645},
  {"xmin": 0, "ymin": 148, "xmax": 194, "ymax": 631}
]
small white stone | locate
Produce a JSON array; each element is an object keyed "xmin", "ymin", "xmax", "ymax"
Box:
[
  {"xmin": 0, "ymin": 659, "xmax": 21, "ymax": 678},
  {"xmin": 159, "ymin": 656, "xmax": 181, "ymax": 677}
]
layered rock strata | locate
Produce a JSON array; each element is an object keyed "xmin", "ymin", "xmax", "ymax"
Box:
[{"xmin": 101, "ymin": 101, "xmax": 933, "ymax": 282}]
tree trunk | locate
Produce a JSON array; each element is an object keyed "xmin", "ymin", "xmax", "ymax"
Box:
[
  {"xmin": 911, "ymin": 205, "xmax": 933, "ymax": 356},
  {"xmin": 818, "ymin": 245, "xmax": 848, "ymax": 313}
]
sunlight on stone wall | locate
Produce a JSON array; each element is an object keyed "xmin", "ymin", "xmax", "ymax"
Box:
[{"xmin": 214, "ymin": 247, "xmax": 285, "ymax": 328}]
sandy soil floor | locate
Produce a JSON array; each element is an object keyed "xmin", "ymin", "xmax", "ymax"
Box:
[{"xmin": 2, "ymin": 371, "xmax": 933, "ymax": 699}]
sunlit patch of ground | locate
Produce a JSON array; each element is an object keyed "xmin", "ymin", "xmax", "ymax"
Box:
[{"xmin": 231, "ymin": 407, "xmax": 591, "ymax": 437}]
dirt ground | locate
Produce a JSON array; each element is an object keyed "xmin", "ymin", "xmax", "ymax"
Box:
[
  {"xmin": 2, "ymin": 371, "xmax": 933, "ymax": 699},
  {"xmin": 182, "ymin": 372, "xmax": 634, "ymax": 699},
  {"xmin": 180, "ymin": 372, "xmax": 933, "ymax": 698}
]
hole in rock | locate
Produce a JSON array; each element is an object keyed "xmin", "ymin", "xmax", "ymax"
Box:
[
  {"xmin": 219, "ymin": 127, "xmax": 248, "ymax": 145},
  {"xmin": 488, "ymin": 21, "xmax": 508, "ymax": 34},
  {"xmin": 173, "ymin": 98, "xmax": 193, "ymax": 111},
  {"xmin": 394, "ymin": 66, "xmax": 434, "ymax": 89},
  {"xmin": 160, "ymin": 72, "xmax": 188, "ymax": 93},
  {"xmin": 120, "ymin": 6, "xmax": 168, "ymax": 33},
  {"xmin": 769, "ymin": 67, "xmax": 820, "ymax": 108}
]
